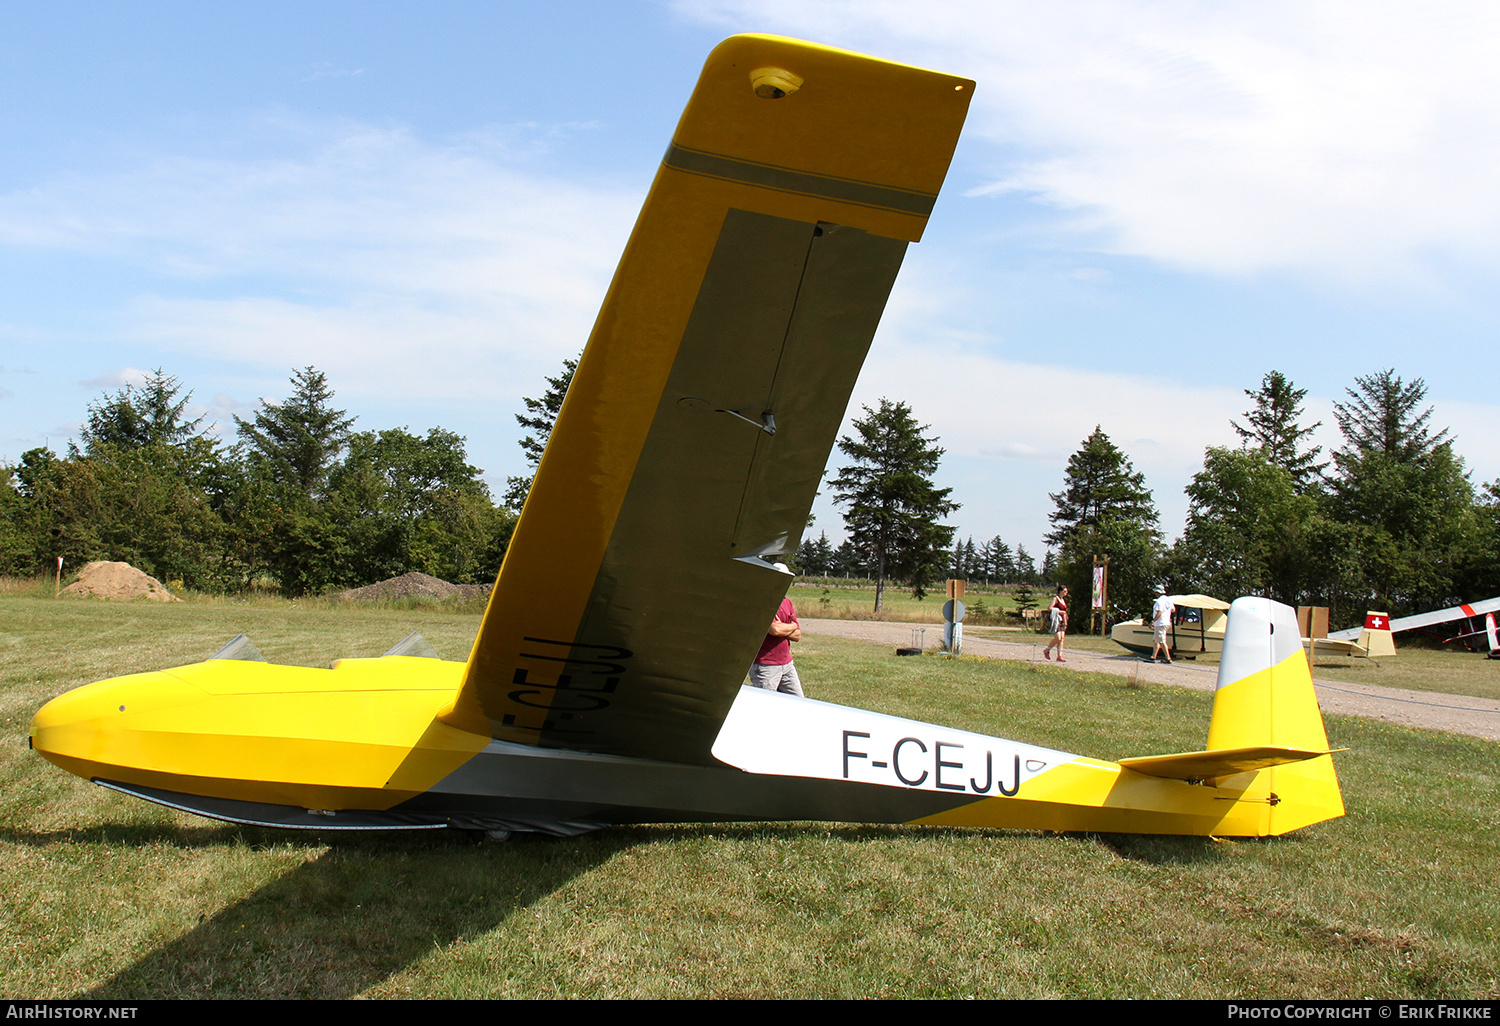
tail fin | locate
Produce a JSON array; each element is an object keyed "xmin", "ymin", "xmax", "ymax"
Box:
[
  {"xmin": 1355, "ymin": 611, "xmax": 1396, "ymax": 658},
  {"xmin": 1207, "ymin": 597, "xmax": 1344, "ymax": 835},
  {"xmin": 1486, "ymin": 613, "xmax": 1498, "ymax": 658}
]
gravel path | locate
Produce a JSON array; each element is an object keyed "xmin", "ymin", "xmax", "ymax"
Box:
[{"xmin": 802, "ymin": 618, "xmax": 1500, "ymax": 743}]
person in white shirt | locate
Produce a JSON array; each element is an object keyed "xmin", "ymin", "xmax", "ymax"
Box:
[{"xmin": 1149, "ymin": 590, "xmax": 1176, "ymax": 664}]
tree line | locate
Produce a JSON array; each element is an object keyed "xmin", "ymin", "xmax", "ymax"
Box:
[
  {"xmin": 795, "ymin": 530, "xmax": 1045, "ymax": 589},
  {"xmin": 795, "ymin": 367, "xmax": 1497, "ymax": 628},
  {"xmin": 1041, "ymin": 370, "xmax": 1499, "ymax": 625},
  {"xmin": 0, "ymin": 368, "xmax": 515, "ymax": 595},
  {"xmin": 4, "ymin": 360, "xmax": 1492, "ymax": 624}
]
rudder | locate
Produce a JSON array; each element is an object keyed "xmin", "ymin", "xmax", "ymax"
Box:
[{"xmin": 1208, "ymin": 597, "xmax": 1344, "ymax": 834}]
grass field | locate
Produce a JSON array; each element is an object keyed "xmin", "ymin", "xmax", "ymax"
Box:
[
  {"xmin": 788, "ymin": 583, "xmax": 963, "ymax": 623},
  {"xmin": 3, "ymin": 594, "xmax": 1498, "ymax": 999}
]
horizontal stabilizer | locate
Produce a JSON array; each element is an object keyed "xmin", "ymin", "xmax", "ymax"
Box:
[
  {"xmin": 1119, "ymin": 745, "xmax": 1342, "ymax": 781},
  {"xmin": 1304, "ymin": 636, "xmax": 1368, "ymax": 659}
]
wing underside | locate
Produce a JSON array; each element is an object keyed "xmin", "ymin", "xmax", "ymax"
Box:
[{"xmin": 441, "ymin": 36, "xmax": 973, "ymax": 763}]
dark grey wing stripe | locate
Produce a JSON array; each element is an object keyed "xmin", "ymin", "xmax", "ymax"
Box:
[{"xmin": 663, "ymin": 144, "xmax": 937, "ymax": 217}]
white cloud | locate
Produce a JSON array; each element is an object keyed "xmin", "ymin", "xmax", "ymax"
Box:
[
  {"xmin": 679, "ymin": 0, "xmax": 1500, "ymax": 283},
  {"xmin": 0, "ymin": 118, "xmax": 635, "ymax": 289},
  {"xmin": 126, "ymin": 295, "xmax": 592, "ymax": 401},
  {"xmin": 78, "ymin": 367, "xmax": 150, "ymax": 389},
  {"xmin": 0, "ymin": 116, "xmax": 641, "ymax": 401},
  {"xmin": 852, "ymin": 340, "xmax": 1244, "ymax": 474}
]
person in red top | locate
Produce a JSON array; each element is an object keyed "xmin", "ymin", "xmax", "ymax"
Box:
[
  {"xmin": 1043, "ymin": 584, "xmax": 1068, "ymax": 663},
  {"xmin": 749, "ymin": 597, "xmax": 804, "ymax": 696}
]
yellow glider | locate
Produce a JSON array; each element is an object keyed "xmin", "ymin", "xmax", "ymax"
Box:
[{"xmin": 30, "ymin": 36, "xmax": 1343, "ymax": 839}]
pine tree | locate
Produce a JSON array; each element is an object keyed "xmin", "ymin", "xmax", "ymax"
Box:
[
  {"xmin": 982, "ymin": 536, "xmax": 1015, "ymax": 583},
  {"xmin": 831, "ymin": 538, "xmax": 870, "ymax": 579},
  {"xmin": 1047, "ymin": 427, "xmax": 1162, "ymax": 619},
  {"xmin": 795, "ymin": 531, "xmax": 835, "ymax": 576},
  {"xmin": 1333, "ymin": 369, "xmax": 1449, "ymax": 462},
  {"xmin": 235, "ymin": 367, "xmax": 355, "ymax": 499},
  {"xmin": 1232, "ymin": 370, "xmax": 1326, "ymax": 490},
  {"xmin": 1014, "ymin": 544, "xmax": 1036, "ymax": 585},
  {"xmin": 77, "ymin": 369, "xmax": 206, "ymax": 456},
  {"xmin": 504, "ymin": 354, "xmax": 578, "ymax": 510},
  {"xmin": 949, "ymin": 535, "xmax": 978, "ymax": 579},
  {"xmin": 831, "ymin": 399, "xmax": 959, "ymax": 610},
  {"xmin": 1328, "ymin": 370, "xmax": 1474, "ymax": 614},
  {"xmin": 1012, "ymin": 578, "xmax": 1037, "ymax": 625},
  {"xmin": 1045, "ymin": 426, "xmax": 1158, "ymax": 547}
]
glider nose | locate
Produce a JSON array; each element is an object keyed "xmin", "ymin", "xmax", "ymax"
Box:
[{"xmin": 30, "ymin": 671, "xmax": 196, "ymax": 780}]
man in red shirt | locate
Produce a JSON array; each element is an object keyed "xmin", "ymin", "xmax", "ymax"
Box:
[{"xmin": 749, "ymin": 597, "xmax": 803, "ymax": 696}]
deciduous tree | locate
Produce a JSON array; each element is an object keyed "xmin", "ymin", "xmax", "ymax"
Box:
[
  {"xmin": 1179, "ymin": 446, "xmax": 1320, "ymax": 604},
  {"xmin": 334, "ymin": 427, "xmax": 513, "ymax": 584}
]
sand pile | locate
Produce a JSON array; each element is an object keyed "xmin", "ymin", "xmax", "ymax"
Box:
[
  {"xmin": 63, "ymin": 561, "xmax": 181, "ymax": 602},
  {"xmin": 336, "ymin": 572, "xmax": 491, "ymax": 603}
]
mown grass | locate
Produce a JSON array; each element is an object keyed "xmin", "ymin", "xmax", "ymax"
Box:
[
  {"xmin": 788, "ymin": 583, "xmax": 954, "ymax": 623},
  {"xmin": 2, "ymin": 596, "xmax": 1497, "ymax": 999}
]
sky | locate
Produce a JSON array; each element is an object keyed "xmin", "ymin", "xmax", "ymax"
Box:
[{"xmin": 3, "ymin": 1, "xmax": 1499, "ymax": 558}]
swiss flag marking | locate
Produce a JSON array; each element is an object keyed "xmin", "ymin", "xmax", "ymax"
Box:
[{"xmin": 1364, "ymin": 614, "xmax": 1387, "ymax": 630}]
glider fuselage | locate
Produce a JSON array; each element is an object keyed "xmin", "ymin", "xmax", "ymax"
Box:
[{"xmin": 30, "ymin": 652, "xmax": 1325, "ymax": 839}]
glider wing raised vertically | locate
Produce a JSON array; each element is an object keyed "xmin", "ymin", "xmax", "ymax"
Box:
[
  {"xmin": 441, "ymin": 35, "xmax": 973, "ymax": 765},
  {"xmin": 29, "ymin": 36, "xmax": 1345, "ymax": 839}
]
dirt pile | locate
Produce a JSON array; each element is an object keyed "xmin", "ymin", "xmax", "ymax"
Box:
[
  {"xmin": 63, "ymin": 561, "xmax": 182, "ymax": 602},
  {"xmin": 335, "ymin": 572, "xmax": 491, "ymax": 603}
]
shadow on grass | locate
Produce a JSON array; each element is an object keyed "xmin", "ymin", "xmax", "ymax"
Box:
[
  {"xmin": 1096, "ymin": 832, "xmax": 1234, "ymax": 865},
  {"xmin": 73, "ymin": 827, "xmax": 628, "ymax": 1000},
  {"xmin": 29, "ymin": 819, "xmax": 1233, "ymax": 998},
  {"xmin": 0, "ymin": 822, "xmax": 245, "ymax": 849},
  {"xmin": 75, "ymin": 821, "xmax": 973, "ymax": 999}
]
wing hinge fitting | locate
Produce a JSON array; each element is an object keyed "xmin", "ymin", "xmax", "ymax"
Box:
[{"xmin": 719, "ymin": 407, "xmax": 776, "ymax": 435}]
